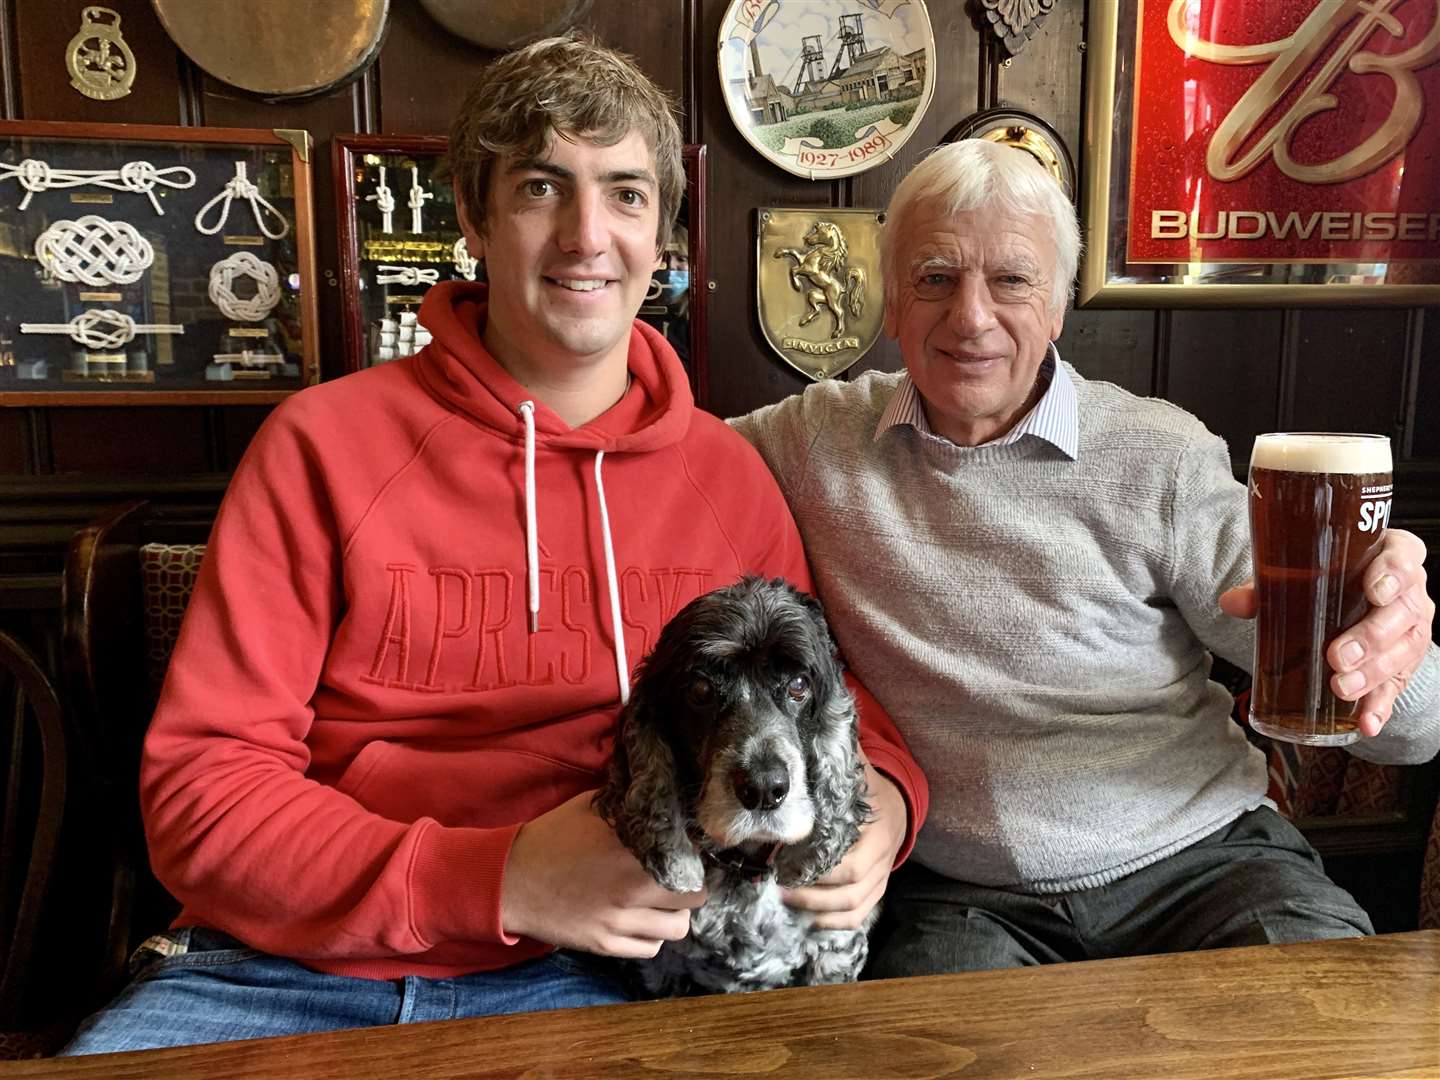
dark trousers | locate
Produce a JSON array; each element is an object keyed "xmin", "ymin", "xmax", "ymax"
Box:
[{"xmin": 867, "ymin": 807, "xmax": 1373, "ymax": 978}]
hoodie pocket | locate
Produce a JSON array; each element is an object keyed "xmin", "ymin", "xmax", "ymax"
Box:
[{"xmin": 334, "ymin": 741, "xmax": 602, "ymax": 828}]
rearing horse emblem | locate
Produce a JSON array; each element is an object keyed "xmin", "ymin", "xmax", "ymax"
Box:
[
  {"xmin": 774, "ymin": 220, "xmax": 866, "ymax": 338},
  {"xmin": 757, "ymin": 208, "xmax": 883, "ymax": 382}
]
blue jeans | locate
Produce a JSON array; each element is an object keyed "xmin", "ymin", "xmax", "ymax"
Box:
[{"xmin": 60, "ymin": 928, "xmax": 630, "ymax": 1055}]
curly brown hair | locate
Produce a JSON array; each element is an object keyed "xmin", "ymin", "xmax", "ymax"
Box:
[{"xmin": 448, "ymin": 34, "xmax": 685, "ymax": 252}]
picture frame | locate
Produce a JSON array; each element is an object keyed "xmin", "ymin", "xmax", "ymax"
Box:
[
  {"xmin": 0, "ymin": 119, "xmax": 319, "ymax": 404},
  {"xmin": 1080, "ymin": 0, "xmax": 1440, "ymax": 308},
  {"xmin": 333, "ymin": 136, "xmax": 709, "ymax": 406}
]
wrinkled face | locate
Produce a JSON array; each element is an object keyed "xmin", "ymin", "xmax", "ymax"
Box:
[
  {"xmin": 462, "ymin": 129, "xmax": 661, "ymax": 378},
  {"xmin": 886, "ymin": 202, "xmax": 1064, "ymax": 446}
]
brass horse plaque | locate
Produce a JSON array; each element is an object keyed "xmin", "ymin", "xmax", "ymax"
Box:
[{"xmin": 756, "ymin": 208, "xmax": 884, "ymax": 381}]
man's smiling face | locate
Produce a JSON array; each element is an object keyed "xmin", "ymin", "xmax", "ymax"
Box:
[
  {"xmin": 464, "ymin": 128, "xmax": 661, "ymax": 377},
  {"xmin": 885, "ymin": 201, "xmax": 1064, "ymax": 446}
]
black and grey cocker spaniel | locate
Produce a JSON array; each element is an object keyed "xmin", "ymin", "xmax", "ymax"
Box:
[{"xmin": 595, "ymin": 576, "xmax": 874, "ymax": 996}]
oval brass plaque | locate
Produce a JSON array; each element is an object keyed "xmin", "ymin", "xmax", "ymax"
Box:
[
  {"xmin": 153, "ymin": 0, "xmax": 388, "ymax": 99},
  {"xmin": 418, "ymin": 0, "xmax": 594, "ymax": 50}
]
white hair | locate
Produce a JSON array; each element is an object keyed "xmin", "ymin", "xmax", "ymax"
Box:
[{"xmin": 881, "ymin": 139, "xmax": 1081, "ymax": 317}]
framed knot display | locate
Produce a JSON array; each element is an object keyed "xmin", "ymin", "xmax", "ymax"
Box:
[
  {"xmin": 332, "ymin": 133, "xmax": 464, "ymax": 373},
  {"xmin": 0, "ymin": 119, "xmax": 318, "ymax": 404}
]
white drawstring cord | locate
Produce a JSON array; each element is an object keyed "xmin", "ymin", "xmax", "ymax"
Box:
[
  {"xmin": 517, "ymin": 402, "xmax": 540, "ymax": 633},
  {"xmin": 593, "ymin": 451, "xmax": 630, "ymax": 705}
]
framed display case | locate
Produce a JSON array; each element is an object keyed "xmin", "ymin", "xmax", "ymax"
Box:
[
  {"xmin": 0, "ymin": 119, "xmax": 319, "ymax": 405},
  {"xmin": 1080, "ymin": 0, "xmax": 1440, "ymax": 308},
  {"xmin": 333, "ymin": 133, "xmax": 461, "ymax": 375},
  {"xmin": 334, "ymin": 136, "xmax": 709, "ymax": 406}
]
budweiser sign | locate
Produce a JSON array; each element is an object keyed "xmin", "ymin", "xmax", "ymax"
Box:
[{"xmin": 1128, "ymin": 0, "xmax": 1440, "ymax": 264}]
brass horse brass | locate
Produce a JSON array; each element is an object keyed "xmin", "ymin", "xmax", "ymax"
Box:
[
  {"xmin": 66, "ymin": 6, "xmax": 135, "ymax": 101},
  {"xmin": 756, "ymin": 208, "xmax": 884, "ymax": 381}
]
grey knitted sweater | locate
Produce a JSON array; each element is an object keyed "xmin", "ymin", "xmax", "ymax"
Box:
[{"xmin": 734, "ymin": 367, "xmax": 1440, "ymax": 892}]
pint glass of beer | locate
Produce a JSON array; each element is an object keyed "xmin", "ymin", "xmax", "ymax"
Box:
[{"xmin": 1248, "ymin": 433, "xmax": 1393, "ymax": 746}]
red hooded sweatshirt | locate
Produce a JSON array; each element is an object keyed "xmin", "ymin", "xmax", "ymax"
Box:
[{"xmin": 140, "ymin": 282, "xmax": 927, "ymax": 980}]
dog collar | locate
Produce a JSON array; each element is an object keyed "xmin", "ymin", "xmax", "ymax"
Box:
[{"xmin": 701, "ymin": 841, "xmax": 782, "ymax": 884}]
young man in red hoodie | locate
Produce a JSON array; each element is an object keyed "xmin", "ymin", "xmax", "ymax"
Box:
[{"xmin": 60, "ymin": 36, "xmax": 926, "ymax": 1055}]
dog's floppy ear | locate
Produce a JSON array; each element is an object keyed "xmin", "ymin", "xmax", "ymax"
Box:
[
  {"xmin": 595, "ymin": 692, "xmax": 706, "ymax": 895},
  {"xmin": 771, "ymin": 582, "xmax": 871, "ymax": 888}
]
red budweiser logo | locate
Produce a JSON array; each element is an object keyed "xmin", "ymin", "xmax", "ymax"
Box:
[{"xmin": 1128, "ymin": 0, "xmax": 1440, "ymax": 265}]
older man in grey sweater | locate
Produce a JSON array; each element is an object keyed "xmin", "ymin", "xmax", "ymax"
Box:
[{"xmin": 739, "ymin": 139, "xmax": 1439, "ymax": 973}]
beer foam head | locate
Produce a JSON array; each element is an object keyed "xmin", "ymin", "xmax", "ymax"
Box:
[{"xmin": 1251, "ymin": 433, "xmax": 1391, "ymax": 474}]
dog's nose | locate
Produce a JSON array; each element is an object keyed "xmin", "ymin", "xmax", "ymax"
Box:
[{"xmin": 731, "ymin": 760, "xmax": 790, "ymax": 811}]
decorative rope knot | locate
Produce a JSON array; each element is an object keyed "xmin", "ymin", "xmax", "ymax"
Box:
[
  {"xmin": 19, "ymin": 308, "xmax": 183, "ymax": 349},
  {"xmin": 111, "ymin": 161, "xmax": 195, "ymax": 213},
  {"xmin": 34, "ymin": 214, "xmax": 154, "ymax": 286},
  {"xmin": 194, "ymin": 161, "xmax": 289, "ymax": 239},
  {"xmin": 407, "ymin": 165, "xmax": 433, "ymax": 233},
  {"xmin": 208, "ymin": 251, "xmax": 282, "ymax": 322},
  {"xmin": 0, "ymin": 157, "xmax": 195, "ymax": 213},
  {"xmin": 11, "ymin": 157, "xmax": 52, "ymax": 191},
  {"xmin": 375, "ymin": 264, "xmax": 439, "ymax": 286},
  {"xmin": 452, "ymin": 237, "xmax": 477, "ymax": 280},
  {"xmin": 365, "ymin": 165, "xmax": 396, "ymax": 234}
]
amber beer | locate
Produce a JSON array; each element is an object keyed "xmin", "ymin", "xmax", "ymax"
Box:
[{"xmin": 1248, "ymin": 434, "xmax": 1393, "ymax": 746}]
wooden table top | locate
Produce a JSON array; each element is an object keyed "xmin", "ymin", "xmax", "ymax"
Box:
[{"xmin": 7, "ymin": 931, "xmax": 1438, "ymax": 1079}]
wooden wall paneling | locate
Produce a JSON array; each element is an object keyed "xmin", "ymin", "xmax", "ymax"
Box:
[
  {"xmin": 681, "ymin": 0, "xmax": 701, "ymax": 142},
  {"xmin": 846, "ymin": 0, "xmax": 982, "ymax": 381},
  {"xmin": 1056, "ymin": 309, "xmax": 1156, "ymax": 396},
  {"xmin": 0, "ymin": 410, "xmax": 25, "ymax": 472},
  {"xmin": 15, "ymin": 0, "xmax": 181, "ymax": 123},
  {"xmin": 1411, "ymin": 309, "xmax": 1440, "ymax": 460},
  {"xmin": 583, "ymin": 2, "xmax": 686, "ymax": 103},
  {"xmin": 696, "ymin": 0, "xmax": 838, "ymax": 420},
  {"xmin": 1286, "ymin": 309, "xmax": 1410, "ymax": 437},
  {"xmin": 1164, "ymin": 310, "xmax": 1283, "ymax": 459},
  {"xmin": 1397, "ymin": 307, "xmax": 1426, "ymax": 462},
  {"xmin": 992, "ymin": 0, "xmax": 1085, "ymax": 157},
  {"xmin": 217, "ymin": 406, "xmax": 269, "ymax": 469},
  {"xmin": 0, "ymin": 0, "xmax": 18, "ymax": 118},
  {"xmin": 47, "ymin": 408, "xmax": 209, "ymax": 474},
  {"xmin": 375, "ymin": 3, "xmax": 490, "ymax": 136}
]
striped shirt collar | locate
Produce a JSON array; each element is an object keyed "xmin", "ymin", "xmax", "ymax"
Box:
[{"xmin": 873, "ymin": 344, "xmax": 1079, "ymax": 459}]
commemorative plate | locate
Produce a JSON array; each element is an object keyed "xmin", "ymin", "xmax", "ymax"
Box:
[{"xmin": 718, "ymin": 0, "xmax": 936, "ymax": 181}]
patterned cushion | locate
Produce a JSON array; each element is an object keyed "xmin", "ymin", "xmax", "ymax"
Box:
[
  {"xmin": 1261, "ymin": 740, "xmax": 1404, "ymax": 819},
  {"xmin": 139, "ymin": 543, "xmax": 206, "ymax": 700},
  {"xmin": 1421, "ymin": 800, "xmax": 1440, "ymax": 930},
  {"xmin": 1335, "ymin": 759, "xmax": 1406, "ymax": 815}
]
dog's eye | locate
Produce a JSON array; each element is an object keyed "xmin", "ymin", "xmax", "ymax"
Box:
[
  {"xmin": 786, "ymin": 674, "xmax": 811, "ymax": 701},
  {"xmin": 687, "ymin": 677, "xmax": 714, "ymax": 706}
]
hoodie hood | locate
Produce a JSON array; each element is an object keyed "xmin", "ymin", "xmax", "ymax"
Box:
[{"xmin": 414, "ymin": 280, "xmax": 693, "ymax": 453}]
